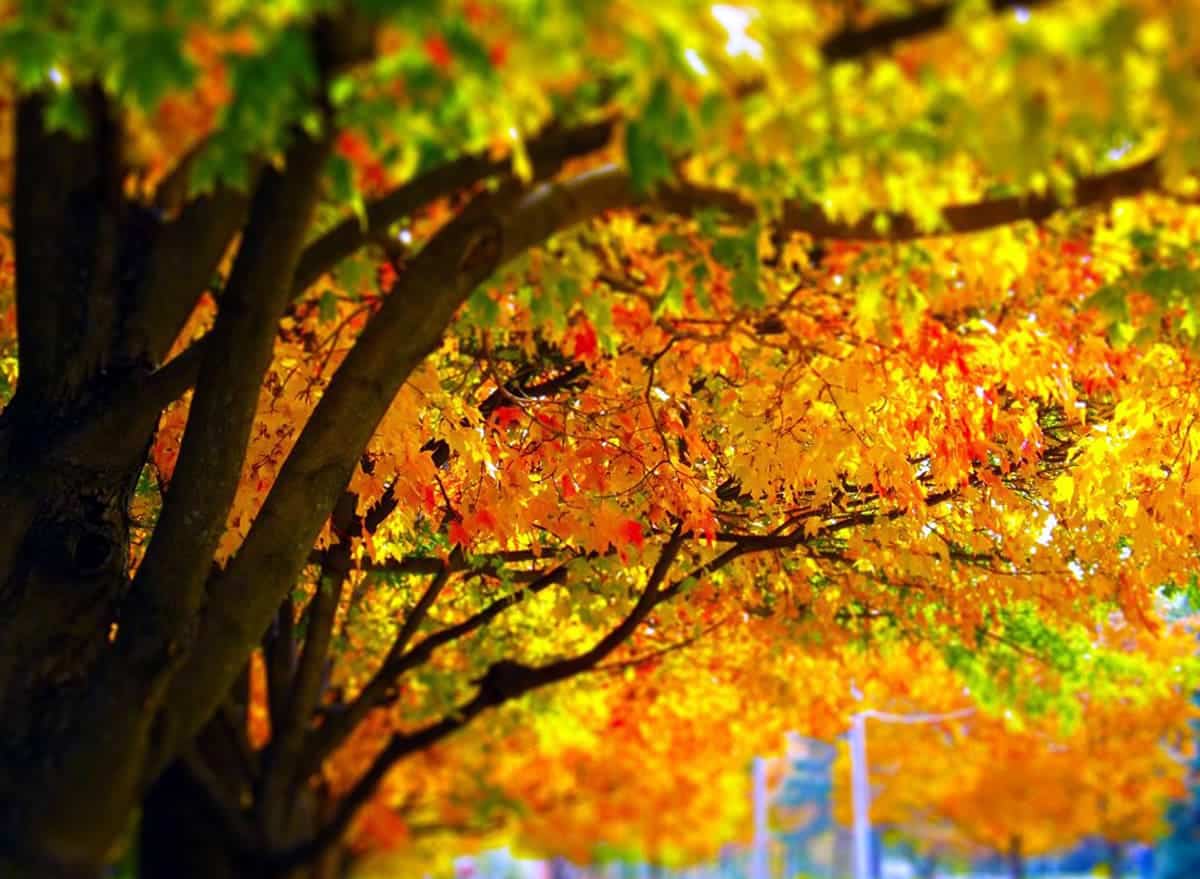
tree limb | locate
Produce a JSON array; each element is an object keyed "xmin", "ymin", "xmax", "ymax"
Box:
[
  {"xmin": 821, "ymin": 0, "xmax": 1055, "ymax": 63},
  {"xmin": 264, "ymin": 597, "xmax": 296, "ymax": 740},
  {"xmin": 270, "ymin": 530, "xmax": 683, "ymax": 870},
  {"xmin": 656, "ymin": 154, "xmax": 1163, "ymax": 241},
  {"xmin": 291, "ymin": 117, "xmax": 616, "ymax": 294},
  {"xmin": 120, "ymin": 185, "xmax": 249, "ymax": 366},
  {"xmin": 159, "ymin": 165, "xmax": 639, "ymax": 759},
  {"xmin": 297, "ymin": 562, "xmax": 569, "ymax": 778},
  {"xmin": 81, "ymin": 146, "xmax": 1167, "ymax": 468},
  {"xmin": 127, "ymin": 129, "xmax": 334, "ymax": 672}
]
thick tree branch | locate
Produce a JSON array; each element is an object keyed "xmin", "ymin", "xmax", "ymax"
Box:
[
  {"xmin": 120, "ymin": 186, "xmax": 250, "ymax": 366},
  {"xmin": 256, "ymin": 482, "xmax": 401, "ymax": 840},
  {"xmin": 657, "ymin": 155, "xmax": 1163, "ymax": 241},
  {"xmin": 159, "ymin": 165, "xmax": 638, "ymax": 759},
  {"xmin": 259, "ymin": 576, "xmax": 337, "ymax": 843},
  {"xmin": 84, "ymin": 147, "xmax": 1166, "ymax": 465},
  {"xmin": 179, "ymin": 748, "xmax": 257, "ymax": 851},
  {"xmin": 821, "ymin": 0, "xmax": 1055, "ymax": 63},
  {"xmin": 127, "ymin": 130, "xmax": 334, "ymax": 669},
  {"xmin": 291, "ymin": 117, "xmax": 616, "ymax": 294},
  {"xmin": 264, "ymin": 597, "xmax": 296, "ymax": 738},
  {"xmin": 11, "ymin": 87, "xmax": 123, "ymax": 409}
]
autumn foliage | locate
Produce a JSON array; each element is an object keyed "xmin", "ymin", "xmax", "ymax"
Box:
[{"xmin": 2, "ymin": 1, "xmax": 1200, "ymax": 876}]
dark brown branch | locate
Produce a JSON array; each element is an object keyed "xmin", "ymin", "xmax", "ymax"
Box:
[
  {"xmin": 273, "ymin": 530, "xmax": 683, "ymax": 870},
  {"xmin": 120, "ymin": 185, "xmax": 249, "ymax": 366},
  {"xmin": 821, "ymin": 0, "xmax": 1054, "ymax": 63},
  {"xmin": 478, "ymin": 362, "xmax": 589, "ymax": 419},
  {"xmin": 291, "ymin": 117, "xmax": 616, "ymax": 294},
  {"xmin": 297, "ymin": 562, "xmax": 568, "ymax": 778},
  {"xmin": 179, "ymin": 747, "xmax": 257, "ymax": 851},
  {"xmin": 161, "ymin": 165, "xmax": 639, "ymax": 758},
  {"xmin": 264, "ymin": 597, "xmax": 296, "ymax": 736},
  {"xmin": 127, "ymin": 129, "xmax": 334, "ymax": 670},
  {"xmin": 657, "ymin": 155, "xmax": 1163, "ymax": 241},
  {"xmin": 82, "ymin": 147, "xmax": 1167, "ymax": 462},
  {"xmin": 258, "ymin": 488, "xmax": 395, "ymax": 840},
  {"xmin": 392, "ymin": 565, "xmax": 454, "ymax": 658},
  {"xmin": 284, "ymin": 575, "xmax": 345, "ymax": 735}
]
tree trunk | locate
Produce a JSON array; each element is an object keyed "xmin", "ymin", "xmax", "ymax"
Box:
[
  {"xmin": 140, "ymin": 762, "xmax": 350, "ymax": 879},
  {"xmin": 0, "ymin": 415, "xmax": 158, "ymax": 870},
  {"xmin": 0, "ymin": 87, "xmax": 188, "ymax": 872},
  {"xmin": 141, "ymin": 764, "xmax": 248, "ymax": 879},
  {"xmin": 1008, "ymin": 835, "xmax": 1025, "ymax": 879}
]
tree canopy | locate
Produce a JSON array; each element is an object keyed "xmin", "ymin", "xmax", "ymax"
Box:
[{"xmin": 2, "ymin": 1, "xmax": 1200, "ymax": 876}]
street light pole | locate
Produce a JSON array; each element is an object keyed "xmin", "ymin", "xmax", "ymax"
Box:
[
  {"xmin": 751, "ymin": 756, "xmax": 768, "ymax": 879},
  {"xmin": 848, "ymin": 707, "xmax": 975, "ymax": 879},
  {"xmin": 849, "ymin": 713, "xmax": 871, "ymax": 879}
]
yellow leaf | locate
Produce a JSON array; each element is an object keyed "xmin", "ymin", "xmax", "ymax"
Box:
[{"xmin": 1053, "ymin": 474, "xmax": 1074, "ymax": 503}]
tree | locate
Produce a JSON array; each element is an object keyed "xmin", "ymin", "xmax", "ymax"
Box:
[
  {"xmin": 4, "ymin": 1, "xmax": 1200, "ymax": 876},
  {"xmin": 834, "ymin": 622, "xmax": 1199, "ymax": 877}
]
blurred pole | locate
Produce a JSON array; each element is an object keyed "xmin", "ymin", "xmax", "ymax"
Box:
[
  {"xmin": 850, "ymin": 713, "xmax": 870, "ymax": 879},
  {"xmin": 751, "ymin": 756, "xmax": 768, "ymax": 879}
]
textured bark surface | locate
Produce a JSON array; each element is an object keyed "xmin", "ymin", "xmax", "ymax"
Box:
[
  {"xmin": 0, "ymin": 85, "xmax": 165, "ymax": 870},
  {"xmin": 0, "ymin": 362, "xmax": 165, "ymax": 869}
]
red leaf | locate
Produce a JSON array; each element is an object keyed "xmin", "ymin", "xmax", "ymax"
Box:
[
  {"xmin": 420, "ymin": 483, "xmax": 439, "ymax": 514},
  {"xmin": 335, "ymin": 130, "xmax": 370, "ymax": 162},
  {"xmin": 424, "ymin": 35, "xmax": 453, "ymax": 70},
  {"xmin": 491, "ymin": 405, "xmax": 522, "ymax": 429},
  {"xmin": 448, "ymin": 519, "xmax": 469, "ymax": 547},
  {"xmin": 616, "ymin": 518, "xmax": 644, "ymax": 549},
  {"xmin": 472, "ymin": 507, "xmax": 499, "ymax": 534},
  {"xmin": 570, "ymin": 318, "xmax": 599, "ymax": 359},
  {"xmin": 377, "ymin": 260, "xmax": 397, "ymax": 293},
  {"xmin": 560, "ymin": 473, "xmax": 578, "ymax": 499}
]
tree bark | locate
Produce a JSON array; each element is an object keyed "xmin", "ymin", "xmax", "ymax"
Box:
[
  {"xmin": 1008, "ymin": 835, "xmax": 1025, "ymax": 879},
  {"xmin": 140, "ymin": 761, "xmax": 349, "ymax": 879},
  {"xmin": 141, "ymin": 765, "xmax": 248, "ymax": 879},
  {"xmin": 0, "ymin": 280, "xmax": 161, "ymax": 873}
]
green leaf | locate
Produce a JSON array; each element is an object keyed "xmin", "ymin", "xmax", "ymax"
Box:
[
  {"xmin": 116, "ymin": 27, "xmax": 196, "ymax": 109},
  {"xmin": 1083, "ymin": 284, "xmax": 1130, "ymax": 323},
  {"xmin": 465, "ymin": 288, "xmax": 501, "ymax": 327},
  {"xmin": 318, "ymin": 291, "xmax": 338, "ymax": 324},
  {"xmin": 732, "ymin": 268, "xmax": 764, "ymax": 309},
  {"xmin": 0, "ymin": 24, "xmax": 58, "ymax": 91},
  {"xmin": 625, "ymin": 119, "xmax": 672, "ymax": 194},
  {"xmin": 654, "ymin": 270, "xmax": 684, "ymax": 317}
]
